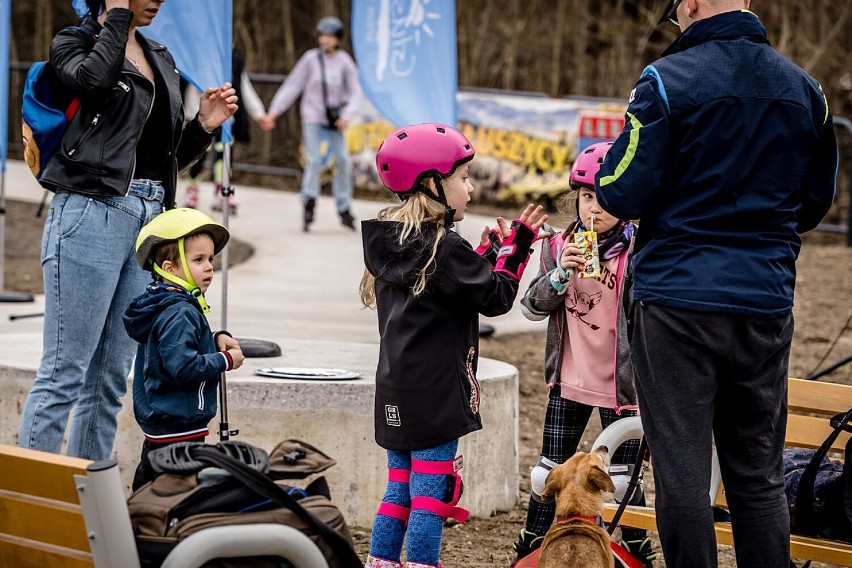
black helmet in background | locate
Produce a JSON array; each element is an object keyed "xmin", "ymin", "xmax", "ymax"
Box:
[{"xmin": 316, "ymin": 16, "xmax": 344, "ymax": 39}]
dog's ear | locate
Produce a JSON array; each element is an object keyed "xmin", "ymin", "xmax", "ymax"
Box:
[
  {"xmin": 587, "ymin": 465, "xmax": 616, "ymax": 494},
  {"xmin": 541, "ymin": 465, "xmax": 563, "ymax": 498}
]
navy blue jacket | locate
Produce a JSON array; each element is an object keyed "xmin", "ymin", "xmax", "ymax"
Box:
[
  {"xmin": 124, "ymin": 282, "xmax": 226, "ymax": 440},
  {"xmin": 596, "ymin": 11, "xmax": 837, "ymax": 317}
]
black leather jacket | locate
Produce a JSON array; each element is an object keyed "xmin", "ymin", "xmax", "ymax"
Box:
[{"xmin": 39, "ymin": 9, "xmax": 215, "ymax": 208}]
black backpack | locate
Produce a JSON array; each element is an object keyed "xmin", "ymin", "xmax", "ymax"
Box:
[{"xmin": 785, "ymin": 408, "xmax": 852, "ymax": 543}]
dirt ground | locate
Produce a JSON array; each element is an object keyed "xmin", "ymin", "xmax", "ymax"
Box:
[{"xmin": 4, "ymin": 198, "xmax": 851, "ymax": 567}]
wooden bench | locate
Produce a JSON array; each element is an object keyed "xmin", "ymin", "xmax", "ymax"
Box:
[
  {"xmin": 601, "ymin": 378, "xmax": 852, "ymax": 567},
  {"xmin": 0, "ymin": 445, "xmax": 330, "ymax": 567}
]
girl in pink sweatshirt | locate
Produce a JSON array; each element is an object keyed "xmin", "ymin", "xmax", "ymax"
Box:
[{"xmin": 510, "ymin": 142, "xmax": 653, "ymax": 567}]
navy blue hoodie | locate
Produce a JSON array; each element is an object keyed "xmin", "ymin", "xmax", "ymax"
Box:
[
  {"xmin": 596, "ymin": 10, "xmax": 837, "ymax": 317},
  {"xmin": 124, "ymin": 282, "xmax": 226, "ymax": 441}
]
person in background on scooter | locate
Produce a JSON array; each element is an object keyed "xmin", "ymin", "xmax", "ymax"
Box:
[
  {"xmin": 182, "ymin": 48, "xmax": 271, "ymax": 214},
  {"xmin": 258, "ymin": 16, "xmax": 362, "ymax": 233},
  {"xmin": 360, "ymin": 123, "xmax": 548, "ymax": 568},
  {"xmin": 509, "ymin": 142, "xmax": 653, "ymax": 567},
  {"xmin": 125, "ymin": 209, "xmax": 244, "ymax": 490}
]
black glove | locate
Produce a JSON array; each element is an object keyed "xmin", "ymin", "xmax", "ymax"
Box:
[{"xmin": 494, "ymin": 220, "xmax": 536, "ymax": 280}]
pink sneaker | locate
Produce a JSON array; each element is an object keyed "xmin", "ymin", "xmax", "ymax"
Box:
[
  {"xmin": 364, "ymin": 555, "xmax": 401, "ymax": 568},
  {"xmin": 183, "ymin": 184, "xmax": 199, "ymax": 208}
]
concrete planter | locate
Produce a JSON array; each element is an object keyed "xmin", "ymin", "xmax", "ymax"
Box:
[{"xmin": 2, "ymin": 337, "xmax": 519, "ymax": 528}]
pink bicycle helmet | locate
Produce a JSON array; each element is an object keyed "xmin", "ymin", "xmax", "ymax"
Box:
[
  {"xmin": 376, "ymin": 123, "xmax": 475, "ymax": 194},
  {"xmin": 569, "ymin": 142, "xmax": 613, "ymax": 189}
]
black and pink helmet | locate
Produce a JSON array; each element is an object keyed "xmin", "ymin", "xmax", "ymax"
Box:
[
  {"xmin": 376, "ymin": 123, "xmax": 475, "ymax": 194},
  {"xmin": 569, "ymin": 142, "xmax": 613, "ymax": 190}
]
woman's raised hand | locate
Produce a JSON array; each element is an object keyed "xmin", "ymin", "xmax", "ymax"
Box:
[{"xmin": 198, "ymin": 82, "xmax": 239, "ymax": 133}]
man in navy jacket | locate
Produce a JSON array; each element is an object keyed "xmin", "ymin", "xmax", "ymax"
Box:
[{"xmin": 596, "ymin": 1, "xmax": 837, "ymax": 566}]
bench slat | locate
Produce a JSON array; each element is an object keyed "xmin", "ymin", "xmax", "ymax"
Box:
[
  {"xmin": 0, "ymin": 491, "xmax": 91, "ymax": 552},
  {"xmin": 602, "ymin": 504, "xmax": 852, "ymax": 566},
  {"xmin": 790, "ymin": 534, "xmax": 852, "ymax": 567},
  {"xmin": 0, "ymin": 445, "xmax": 91, "ymax": 504},
  {"xmin": 0, "ymin": 534, "xmax": 93, "ymax": 567},
  {"xmin": 786, "ymin": 413, "xmax": 850, "ymax": 452},
  {"xmin": 788, "ymin": 378, "xmax": 852, "ymax": 415}
]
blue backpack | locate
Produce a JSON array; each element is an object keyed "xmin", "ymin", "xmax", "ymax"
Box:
[
  {"xmin": 21, "ymin": 21, "xmax": 97, "ymax": 185},
  {"xmin": 21, "ymin": 62, "xmax": 82, "ymax": 182}
]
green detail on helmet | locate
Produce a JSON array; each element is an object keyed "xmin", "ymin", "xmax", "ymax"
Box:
[{"xmin": 150, "ymin": 236, "xmax": 211, "ymax": 314}]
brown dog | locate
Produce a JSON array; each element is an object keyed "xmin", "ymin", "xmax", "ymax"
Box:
[{"xmin": 537, "ymin": 446, "xmax": 616, "ymax": 568}]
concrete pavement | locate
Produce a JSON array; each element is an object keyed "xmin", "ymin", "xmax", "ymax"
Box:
[{"xmin": 0, "ymin": 158, "xmax": 546, "ymax": 345}]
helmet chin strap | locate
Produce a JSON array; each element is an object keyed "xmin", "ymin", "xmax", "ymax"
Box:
[
  {"xmin": 421, "ymin": 174, "xmax": 456, "ymax": 226},
  {"xmin": 150, "ymin": 237, "xmax": 211, "ymax": 314}
]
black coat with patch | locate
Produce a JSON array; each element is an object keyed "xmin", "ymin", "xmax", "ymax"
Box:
[{"xmin": 362, "ymin": 220, "xmax": 522, "ymax": 451}]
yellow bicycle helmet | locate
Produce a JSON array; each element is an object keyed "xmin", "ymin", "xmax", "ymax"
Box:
[{"xmin": 135, "ymin": 208, "xmax": 230, "ymax": 313}]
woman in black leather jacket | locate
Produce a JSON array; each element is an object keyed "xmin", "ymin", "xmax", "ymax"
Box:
[{"xmin": 19, "ymin": 0, "xmax": 238, "ymax": 462}]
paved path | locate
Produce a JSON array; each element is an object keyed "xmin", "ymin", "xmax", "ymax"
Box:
[{"xmin": 0, "ymin": 159, "xmax": 545, "ymax": 370}]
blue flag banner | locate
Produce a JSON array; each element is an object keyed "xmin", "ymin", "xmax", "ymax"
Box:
[
  {"xmin": 0, "ymin": 0, "xmax": 10, "ymax": 173},
  {"xmin": 72, "ymin": 0, "xmax": 233, "ymax": 141},
  {"xmin": 351, "ymin": 0, "xmax": 457, "ymax": 127}
]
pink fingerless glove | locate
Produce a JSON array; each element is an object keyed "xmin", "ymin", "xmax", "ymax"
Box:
[
  {"xmin": 494, "ymin": 220, "xmax": 536, "ymax": 280},
  {"xmin": 474, "ymin": 229, "xmax": 503, "ymax": 266}
]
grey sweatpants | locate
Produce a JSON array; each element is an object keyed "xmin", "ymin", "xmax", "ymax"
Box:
[{"xmin": 631, "ymin": 302, "xmax": 794, "ymax": 568}]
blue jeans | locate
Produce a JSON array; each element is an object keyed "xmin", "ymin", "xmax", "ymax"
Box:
[
  {"xmin": 19, "ymin": 180, "xmax": 164, "ymax": 460},
  {"xmin": 301, "ymin": 122, "xmax": 353, "ymax": 214}
]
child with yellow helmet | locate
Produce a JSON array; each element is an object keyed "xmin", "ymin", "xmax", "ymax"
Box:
[{"xmin": 124, "ymin": 208, "xmax": 244, "ymax": 490}]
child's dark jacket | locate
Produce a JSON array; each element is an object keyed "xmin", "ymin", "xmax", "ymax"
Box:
[
  {"xmin": 124, "ymin": 282, "xmax": 226, "ymax": 441},
  {"xmin": 362, "ymin": 221, "xmax": 522, "ymax": 452}
]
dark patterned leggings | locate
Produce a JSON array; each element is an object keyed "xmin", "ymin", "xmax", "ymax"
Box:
[{"xmin": 524, "ymin": 386, "xmax": 646, "ymax": 541}]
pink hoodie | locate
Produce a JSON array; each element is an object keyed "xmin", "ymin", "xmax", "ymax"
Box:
[{"xmin": 559, "ymin": 250, "xmax": 627, "ymax": 408}]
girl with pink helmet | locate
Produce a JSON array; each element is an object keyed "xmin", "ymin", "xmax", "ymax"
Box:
[
  {"xmin": 360, "ymin": 123, "xmax": 547, "ymax": 568},
  {"xmin": 510, "ymin": 142, "xmax": 654, "ymax": 566}
]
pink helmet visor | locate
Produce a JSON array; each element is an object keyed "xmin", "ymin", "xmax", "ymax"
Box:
[
  {"xmin": 569, "ymin": 142, "xmax": 613, "ymax": 189},
  {"xmin": 376, "ymin": 123, "xmax": 475, "ymax": 193}
]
